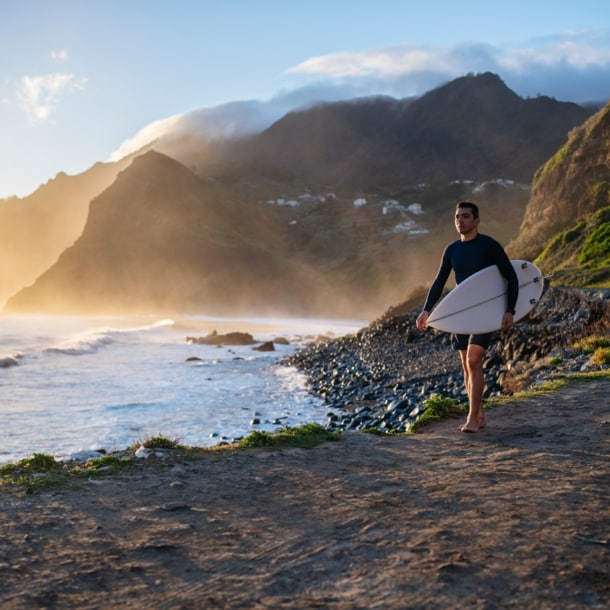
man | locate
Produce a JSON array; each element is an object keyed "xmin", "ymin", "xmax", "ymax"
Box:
[{"xmin": 416, "ymin": 201, "xmax": 518, "ymax": 433}]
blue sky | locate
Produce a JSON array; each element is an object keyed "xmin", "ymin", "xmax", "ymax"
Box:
[{"xmin": 1, "ymin": 0, "xmax": 609, "ymax": 198}]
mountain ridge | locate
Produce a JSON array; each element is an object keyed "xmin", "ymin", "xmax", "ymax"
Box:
[
  {"xmin": 2, "ymin": 73, "xmax": 605, "ymax": 317},
  {"xmin": 209, "ymin": 72, "xmax": 592, "ymax": 190}
]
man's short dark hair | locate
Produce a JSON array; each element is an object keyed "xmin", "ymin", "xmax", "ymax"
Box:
[{"xmin": 456, "ymin": 201, "xmax": 479, "ymax": 219}]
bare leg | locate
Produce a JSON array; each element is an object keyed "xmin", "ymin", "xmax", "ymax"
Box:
[{"xmin": 458, "ymin": 344, "xmax": 486, "ymax": 432}]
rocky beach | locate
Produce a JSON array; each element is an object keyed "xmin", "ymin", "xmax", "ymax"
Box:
[{"xmin": 286, "ymin": 285, "xmax": 610, "ymax": 433}]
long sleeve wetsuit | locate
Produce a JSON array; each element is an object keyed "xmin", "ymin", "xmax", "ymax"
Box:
[{"xmin": 423, "ymin": 233, "xmax": 519, "ymax": 314}]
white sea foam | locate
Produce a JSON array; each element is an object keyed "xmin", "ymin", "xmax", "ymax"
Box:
[{"xmin": 44, "ymin": 318, "xmax": 176, "ymax": 355}]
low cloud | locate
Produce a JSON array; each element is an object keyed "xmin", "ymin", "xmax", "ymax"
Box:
[
  {"xmin": 17, "ymin": 72, "xmax": 86, "ymax": 122},
  {"xmin": 110, "ymin": 95, "xmax": 332, "ymax": 161},
  {"xmin": 109, "ymin": 113, "xmax": 184, "ymax": 161}
]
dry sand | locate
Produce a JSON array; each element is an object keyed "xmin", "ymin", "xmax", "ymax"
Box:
[{"xmin": 1, "ymin": 379, "xmax": 609, "ymax": 609}]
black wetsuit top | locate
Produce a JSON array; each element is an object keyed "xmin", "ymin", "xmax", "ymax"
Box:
[{"xmin": 423, "ymin": 233, "xmax": 519, "ymax": 314}]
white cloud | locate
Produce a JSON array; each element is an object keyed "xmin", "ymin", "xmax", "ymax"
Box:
[
  {"xmin": 50, "ymin": 49, "xmax": 70, "ymax": 63},
  {"xmin": 498, "ymin": 38, "xmax": 610, "ymax": 72},
  {"xmin": 286, "ymin": 31, "xmax": 610, "ymax": 101},
  {"xmin": 287, "ymin": 45, "xmax": 461, "ymax": 78},
  {"xmin": 289, "ymin": 33, "xmax": 610, "ymax": 77},
  {"xmin": 17, "ymin": 73, "xmax": 86, "ymax": 122}
]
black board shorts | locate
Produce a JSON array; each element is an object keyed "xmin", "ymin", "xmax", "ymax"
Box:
[{"xmin": 451, "ymin": 332, "xmax": 493, "ymax": 351}]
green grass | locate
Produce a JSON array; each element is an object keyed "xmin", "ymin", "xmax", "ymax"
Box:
[
  {"xmin": 409, "ymin": 393, "xmax": 465, "ymax": 432},
  {"xmin": 137, "ymin": 435, "xmax": 183, "ymax": 450},
  {"xmin": 484, "ymin": 370, "xmax": 610, "ymax": 408},
  {"xmin": 1, "ymin": 425, "xmax": 341, "ymax": 494},
  {"xmin": 0, "ymin": 453, "xmax": 67, "ymax": 493},
  {"xmin": 535, "ymin": 206, "xmax": 610, "ymax": 287},
  {"xmin": 579, "ymin": 222, "xmax": 610, "ymax": 267},
  {"xmin": 574, "ymin": 336, "xmax": 610, "ymax": 352},
  {"xmin": 238, "ymin": 423, "xmax": 340, "ymax": 448},
  {"xmin": 75, "ymin": 455, "xmax": 133, "ymax": 478},
  {"xmin": 409, "ymin": 371, "xmax": 610, "ymax": 428}
]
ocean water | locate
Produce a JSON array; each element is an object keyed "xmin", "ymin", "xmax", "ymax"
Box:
[{"xmin": 0, "ymin": 314, "xmax": 364, "ymax": 465}]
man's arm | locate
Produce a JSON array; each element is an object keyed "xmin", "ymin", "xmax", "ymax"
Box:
[
  {"xmin": 416, "ymin": 248, "xmax": 452, "ymax": 331},
  {"xmin": 492, "ymin": 242, "xmax": 519, "ymax": 330}
]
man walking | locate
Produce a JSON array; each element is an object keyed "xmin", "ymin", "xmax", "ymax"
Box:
[{"xmin": 416, "ymin": 201, "xmax": 518, "ymax": 432}]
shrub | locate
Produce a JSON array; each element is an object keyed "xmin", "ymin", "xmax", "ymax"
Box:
[
  {"xmin": 410, "ymin": 393, "xmax": 463, "ymax": 431},
  {"xmin": 590, "ymin": 347, "xmax": 610, "ymax": 367},
  {"xmin": 21, "ymin": 453, "xmax": 59, "ymax": 472},
  {"xmin": 574, "ymin": 336, "xmax": 610, "ymax": 353},
  {"xmin": 141, "ymin": 435, "xmax": 181, "ymax": 449}
]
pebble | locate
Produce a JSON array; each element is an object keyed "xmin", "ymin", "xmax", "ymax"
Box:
[{"xmin": 134, "ymin": 446, "xmax": 151, "ymax": 459}]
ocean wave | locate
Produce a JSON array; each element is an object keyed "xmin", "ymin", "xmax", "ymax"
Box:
[
  {"xmin": 106, "ymin": 400, "xmax": 163, "ymax": 411},
  {"xmin": 44, "ymin": 318, "xmax": 175, "ymax": 356}
]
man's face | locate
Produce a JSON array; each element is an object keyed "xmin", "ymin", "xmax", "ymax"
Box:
[{"xmin": 455, "ymin": 207, "xmax": 479, "ymax": 237}]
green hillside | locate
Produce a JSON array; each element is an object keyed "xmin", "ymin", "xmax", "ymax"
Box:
[{"xmin": 535, "ymin": 205, "xmax": 610, "ymax": 287}]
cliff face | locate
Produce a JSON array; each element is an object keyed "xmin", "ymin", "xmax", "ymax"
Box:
[
  {"xmin": 3, "ymin": 152, "xmax": 325, "ymax": 315},
  {"xmin": 507, "ymin": 103, "xmax": 610, "ymax": 282},
  {"xmin": 0, "ymin": 155, "xmax": 135, "ymax": 307}
]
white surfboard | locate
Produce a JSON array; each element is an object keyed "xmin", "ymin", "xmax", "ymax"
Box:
[{"xmin": 426, "ymin": 260, "xmax": 544, "ymax": 334}]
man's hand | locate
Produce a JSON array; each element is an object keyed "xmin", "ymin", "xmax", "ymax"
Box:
[
  {"xmin": 416, "ymin": 310, "xmax": 429, "ymax": 332},
  {"xmin": 501, "ymin": 312, "xmax": 514, "ymax": 331}
]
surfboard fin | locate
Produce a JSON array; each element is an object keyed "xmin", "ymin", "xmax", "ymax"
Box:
[
  {"xmin": 529, "ymin": 298, "xmax": 537, "ymax": 305},
  {"xmin": 521, "ymin": 262, "xmax": 529, "ymax": 269}
]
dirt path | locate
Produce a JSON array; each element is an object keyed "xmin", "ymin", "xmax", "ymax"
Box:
[{"xmin": 1, "ymin": 379, "xmax": 609, "ymax": 609}]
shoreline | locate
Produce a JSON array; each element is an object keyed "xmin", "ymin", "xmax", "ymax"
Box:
[
  {"xmin": 1, "ymin": 370, "xmax": 608, "ymax": 480},
  {"xmin": 1, "ymin": 377, "xmax": 608, "ymax": 609},
  {"xmin": 0, "ymin": 315, "xmax": 364, "ymax": 467}
]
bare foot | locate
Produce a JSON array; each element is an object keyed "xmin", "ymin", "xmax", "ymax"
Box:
[
  {"xmin": 458, "ymin": 421, "xmax": 479, "ymax": 433},
  {"xmin": 457, "ymin": 417, "xmax": 486, "ymax": 431}
]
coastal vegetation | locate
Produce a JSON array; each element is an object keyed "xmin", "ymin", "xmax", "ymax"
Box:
[
  {"xmin": 0, "ymin": 425, "xmax": 340, "ymax": 494},
  {"xmin": 576, "ymin": 336, "xmax": 610, "ymax": 366},
  {"xmin": 238, "ymin": 423, "xmax": 340, "ymax": 449},
  {"xmin": 535, "ymin": 205, "xmax": 610, "ymax": 286},
  {"xmin": 483, "ymin": 370, "xmax": 610, "ymax": 407},
  {"xmin": 4, "ymin": 370, "xmax": 608, "ymax": 497},
  {"xmin": 409, "ymin": 394, "xmax": 464, "ymax": 432}
]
